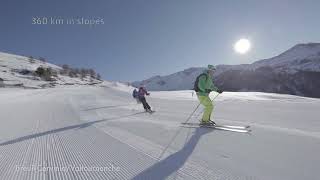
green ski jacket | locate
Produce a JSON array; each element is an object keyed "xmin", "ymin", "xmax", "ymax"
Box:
[{"xmin": 197, "ymin": 72, "xmax": 219, "ymax": 96}]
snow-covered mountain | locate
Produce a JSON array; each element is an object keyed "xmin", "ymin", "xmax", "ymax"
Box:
[
  {"xmin": 0, "ymin": 51, "xmax": 102, "ymax": 89},
  {"xmin": 134, "ymin": 68, "xmax": 206, "ymax": 91},
  {"xmin": 133, "ymin": 43, "xmax": 320, "ymax": 98},
  {"xmin": 252, "ymin": 43, "xmax": 320, "ymax": 72}
]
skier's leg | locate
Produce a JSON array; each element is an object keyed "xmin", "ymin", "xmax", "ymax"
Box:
[
  {"xmin": 142, "ymin": 97, "xmax": 151, "ymax": 110},
  {"xmin": 208, "ymin": 99, "xmax": 214, "ymax": 119},
  {"xmin": 144, "ymin": 100, "xmax": 151, "ymax": 110},
  {"xmin": 197, "ymin": 95, "xmax": 213, "ymax": 122},
  {"xmin": 141, "ymin": 98, "xmax": 147, "ymax": 110},
  {"xmin": 140, "ymin": 97, "xmax": 148, "ymax": 110}
]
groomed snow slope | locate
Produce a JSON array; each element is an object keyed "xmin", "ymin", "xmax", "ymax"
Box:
[{"xmin": 0, "ymin": 85, "xmax": 319, "ymax": 180}]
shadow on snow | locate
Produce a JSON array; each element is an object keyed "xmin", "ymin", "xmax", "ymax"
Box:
[
  {"xmin": 133, "ymin": 128, "xmax": 213, "ymax": 180},
  {"xmin": 0, "ymin": 112, "xmax": 145, "ymax": 146},
  {"xmin": 82, "ymin": 103, "xmax": 135, "ymax": 111}
]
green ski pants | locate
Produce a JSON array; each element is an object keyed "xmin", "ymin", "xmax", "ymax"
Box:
[{"xmin": 197, "ymin": 95, "xmax": 213, "ymax": 122}]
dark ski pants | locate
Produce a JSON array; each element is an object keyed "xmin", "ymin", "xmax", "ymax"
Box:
[{"xmin": 139, "ymin": 97, "xmax": 151, "ymax": 110}]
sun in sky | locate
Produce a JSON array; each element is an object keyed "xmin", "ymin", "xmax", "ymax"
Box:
[{"xmin": 234, "ymin": 38, "xmax": 251, "ymax": 54}]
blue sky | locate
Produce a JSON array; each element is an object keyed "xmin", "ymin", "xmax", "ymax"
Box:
[{"xmin": 1, "ymin": 0, "xmax": 320, "ymax": 81}]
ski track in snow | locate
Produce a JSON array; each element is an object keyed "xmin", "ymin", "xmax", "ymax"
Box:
[{"xmin": 0, "ymin": 86, "xmax": 319, "ymax": 180}]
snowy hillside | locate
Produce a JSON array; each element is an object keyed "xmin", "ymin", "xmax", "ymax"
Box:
[
  {"xmin": 0, "ymin": 51, "xmax": 102, "ymax": 89},
  {"xmin": 252, "ymin": 43, "xmax": 320, "ymax": 72},
  {"xmin": 132, "ymin": 43, "xmax": 320, "ymax": 98},
  {"xmin": 134, "ymin": 68, "xmax": 205, "ymax": 91},
  {"xmin": 0, "ymin": 84, "xmax": 319, "ymax": 180}
]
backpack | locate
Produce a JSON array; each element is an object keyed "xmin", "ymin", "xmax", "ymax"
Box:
[
  {"xmin": 194, "ymin": 73, "xmax": 208, "ymax": 92},
  {"xmin": 132, "ymin": 89, "xmax": 138, "ymax": 98}
]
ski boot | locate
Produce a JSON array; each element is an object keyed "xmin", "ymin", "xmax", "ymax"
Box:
[
  {"xmin": 200, "ymin": 120, "xmax": 216, "ymax": 127},
  {"xmin": 146, "ymin": 109, "xmax": 154, "ymax": 113}
]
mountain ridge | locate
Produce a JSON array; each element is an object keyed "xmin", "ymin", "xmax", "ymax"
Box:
[{"xmin": 132, "ymin": 43, "xmax": 320, "ymax": 98}]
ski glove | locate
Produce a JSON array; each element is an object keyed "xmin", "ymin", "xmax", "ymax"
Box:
[
  {"xmin": 217, "ymin": 89, "xmax": 223, "ymax": 94},
  {"xmin": 205, "ymin": 89, "xmax": 212, "ymax": 93}
]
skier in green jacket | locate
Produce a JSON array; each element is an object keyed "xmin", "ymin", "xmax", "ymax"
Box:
[{"xmin": 194, "ymin": 65, "xmax": 223, "ymax": 125}]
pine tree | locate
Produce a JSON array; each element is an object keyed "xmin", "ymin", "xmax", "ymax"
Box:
[{"xmin": 97, "ymin": 73, "xmax": 101, "ymax": 80}]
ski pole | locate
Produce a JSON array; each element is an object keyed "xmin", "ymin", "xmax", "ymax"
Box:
[
  {"xmin": 210, "ymin": 92, "xmax": 220, "ymax": 102},
  {"xmin": 185, "ymin": 92, "xmax": 220, "ymax": 124},
  {"xmin": 192, "ymin": 92, "xmax": 220, "ymax": 117},
  {"xmin": 158, "ymin": 92, "xmax": 220, "ymax": 160},
  {"xmin": 157, "ymin": 94, "xmax": 201, "ymax": 159},
  {"xmin": 183, "ymin": 103, "xmax": 201, "ymax": 124}
]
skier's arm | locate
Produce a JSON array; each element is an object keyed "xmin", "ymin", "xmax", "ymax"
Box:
[
  {"xmin": 144, "ymin": 88, "xmax": 150, "ymax": 95},
  {"xmin": 210, "ymin": 83, "xmax": 219, "ymax": 92}
]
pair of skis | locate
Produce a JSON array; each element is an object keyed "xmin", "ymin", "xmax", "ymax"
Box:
[{"xmin": 181, "ymin": 122, "xmax": 251, "ymax": 133}]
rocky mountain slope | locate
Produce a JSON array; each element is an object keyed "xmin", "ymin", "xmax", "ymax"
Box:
[{"xmin": 133, "ymin": 43, "xmax": 320, "ymax": 98}]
